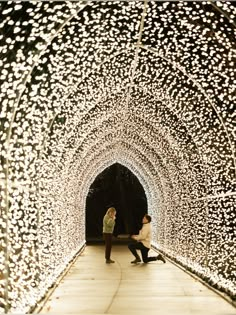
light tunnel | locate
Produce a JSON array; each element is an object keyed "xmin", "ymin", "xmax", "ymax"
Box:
[{"xmin": 0, "ymin": 1, "xmax": 235, "ymax": 313}]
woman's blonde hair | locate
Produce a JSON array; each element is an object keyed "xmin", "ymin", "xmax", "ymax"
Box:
[{"xmin": 106, "ymin": 207, "xmax": 116, "ymax": 215}]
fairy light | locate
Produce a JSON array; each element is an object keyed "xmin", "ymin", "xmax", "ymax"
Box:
[{"xmin": 0, "ymin": 1, "xmax": 235, "ymax": 313}]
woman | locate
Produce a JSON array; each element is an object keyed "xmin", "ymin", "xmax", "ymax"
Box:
[{"xmin": 103, "ymin": 207, "xmax": 116, "ymax": 263}]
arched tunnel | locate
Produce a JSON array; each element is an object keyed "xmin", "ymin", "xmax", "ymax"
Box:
[{"xmin": 0, "ymin": 1, "xmax": 235, "ymax": 313}]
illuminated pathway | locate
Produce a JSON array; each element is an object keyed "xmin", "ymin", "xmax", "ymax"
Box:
[{"xmin": 36, "ymin": 245, "xmax": 236, "ymax": 315}]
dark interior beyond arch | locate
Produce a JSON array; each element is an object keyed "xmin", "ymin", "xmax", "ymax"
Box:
[{"xmin": 85, "ymin": 163, "xmax": 147, "ymax": 240}]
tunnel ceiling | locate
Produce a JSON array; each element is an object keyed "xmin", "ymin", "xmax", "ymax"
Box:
[
  {"xmin": 0, "ymin": 1, "xmax": 235, "ymax": 200},
  {"xmin": 0, "ymin": 1, "xmax": 236, "ymax": 312}
]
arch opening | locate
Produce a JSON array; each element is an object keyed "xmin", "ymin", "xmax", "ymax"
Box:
[{"xmin": 85, "ymin": 162, "xmax": 147, "ymax": 241}]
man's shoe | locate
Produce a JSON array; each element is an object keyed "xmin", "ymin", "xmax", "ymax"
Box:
[
  {"xmin": 131, "ymin": 258, "xmax": 141, "ymax": 264},
  {"xmin": 106, "ymin": 259, "xmax": 115, "ymax": 263},
  {"xmin": 156, "ymin": 254, "xmax": 166, "ymax": 263}
]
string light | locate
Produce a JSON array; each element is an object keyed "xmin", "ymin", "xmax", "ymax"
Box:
[{"xmin": 0, "ymin": 1, "xmax": 235, "ymax": 313}]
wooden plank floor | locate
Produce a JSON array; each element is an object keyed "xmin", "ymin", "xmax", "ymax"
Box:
[{"xmin": 38, "ymin": 244, "xmax": 236, "ymax": 315}]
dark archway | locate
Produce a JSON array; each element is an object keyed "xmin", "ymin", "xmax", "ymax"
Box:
[{"xmin": 85, "ymin": 163, "xmax": 147, "ymax": 240}]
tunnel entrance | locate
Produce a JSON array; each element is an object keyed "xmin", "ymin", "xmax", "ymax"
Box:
[{"xmin": 85, "ymin": 163, "xmax": 147, "ymax": 241}]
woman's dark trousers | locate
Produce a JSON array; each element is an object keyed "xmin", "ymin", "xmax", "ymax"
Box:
[{"xmin": 103, "ymin": 233, "xmax": 112, "ymax": 260}]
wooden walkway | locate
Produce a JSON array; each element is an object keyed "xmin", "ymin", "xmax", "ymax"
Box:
[{"xmin": 37, "ymin": 244, "xmax": 236, "ymax": 315}]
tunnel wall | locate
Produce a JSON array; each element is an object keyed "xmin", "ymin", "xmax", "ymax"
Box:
[{"xmin": 0, "ymin": 1, "xmax": 235, "ymax": 312}]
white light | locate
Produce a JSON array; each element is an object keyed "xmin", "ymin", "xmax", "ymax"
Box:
[{"xmin": 0, "ymin": 1, "xmax": 235, "ymax": 313}]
